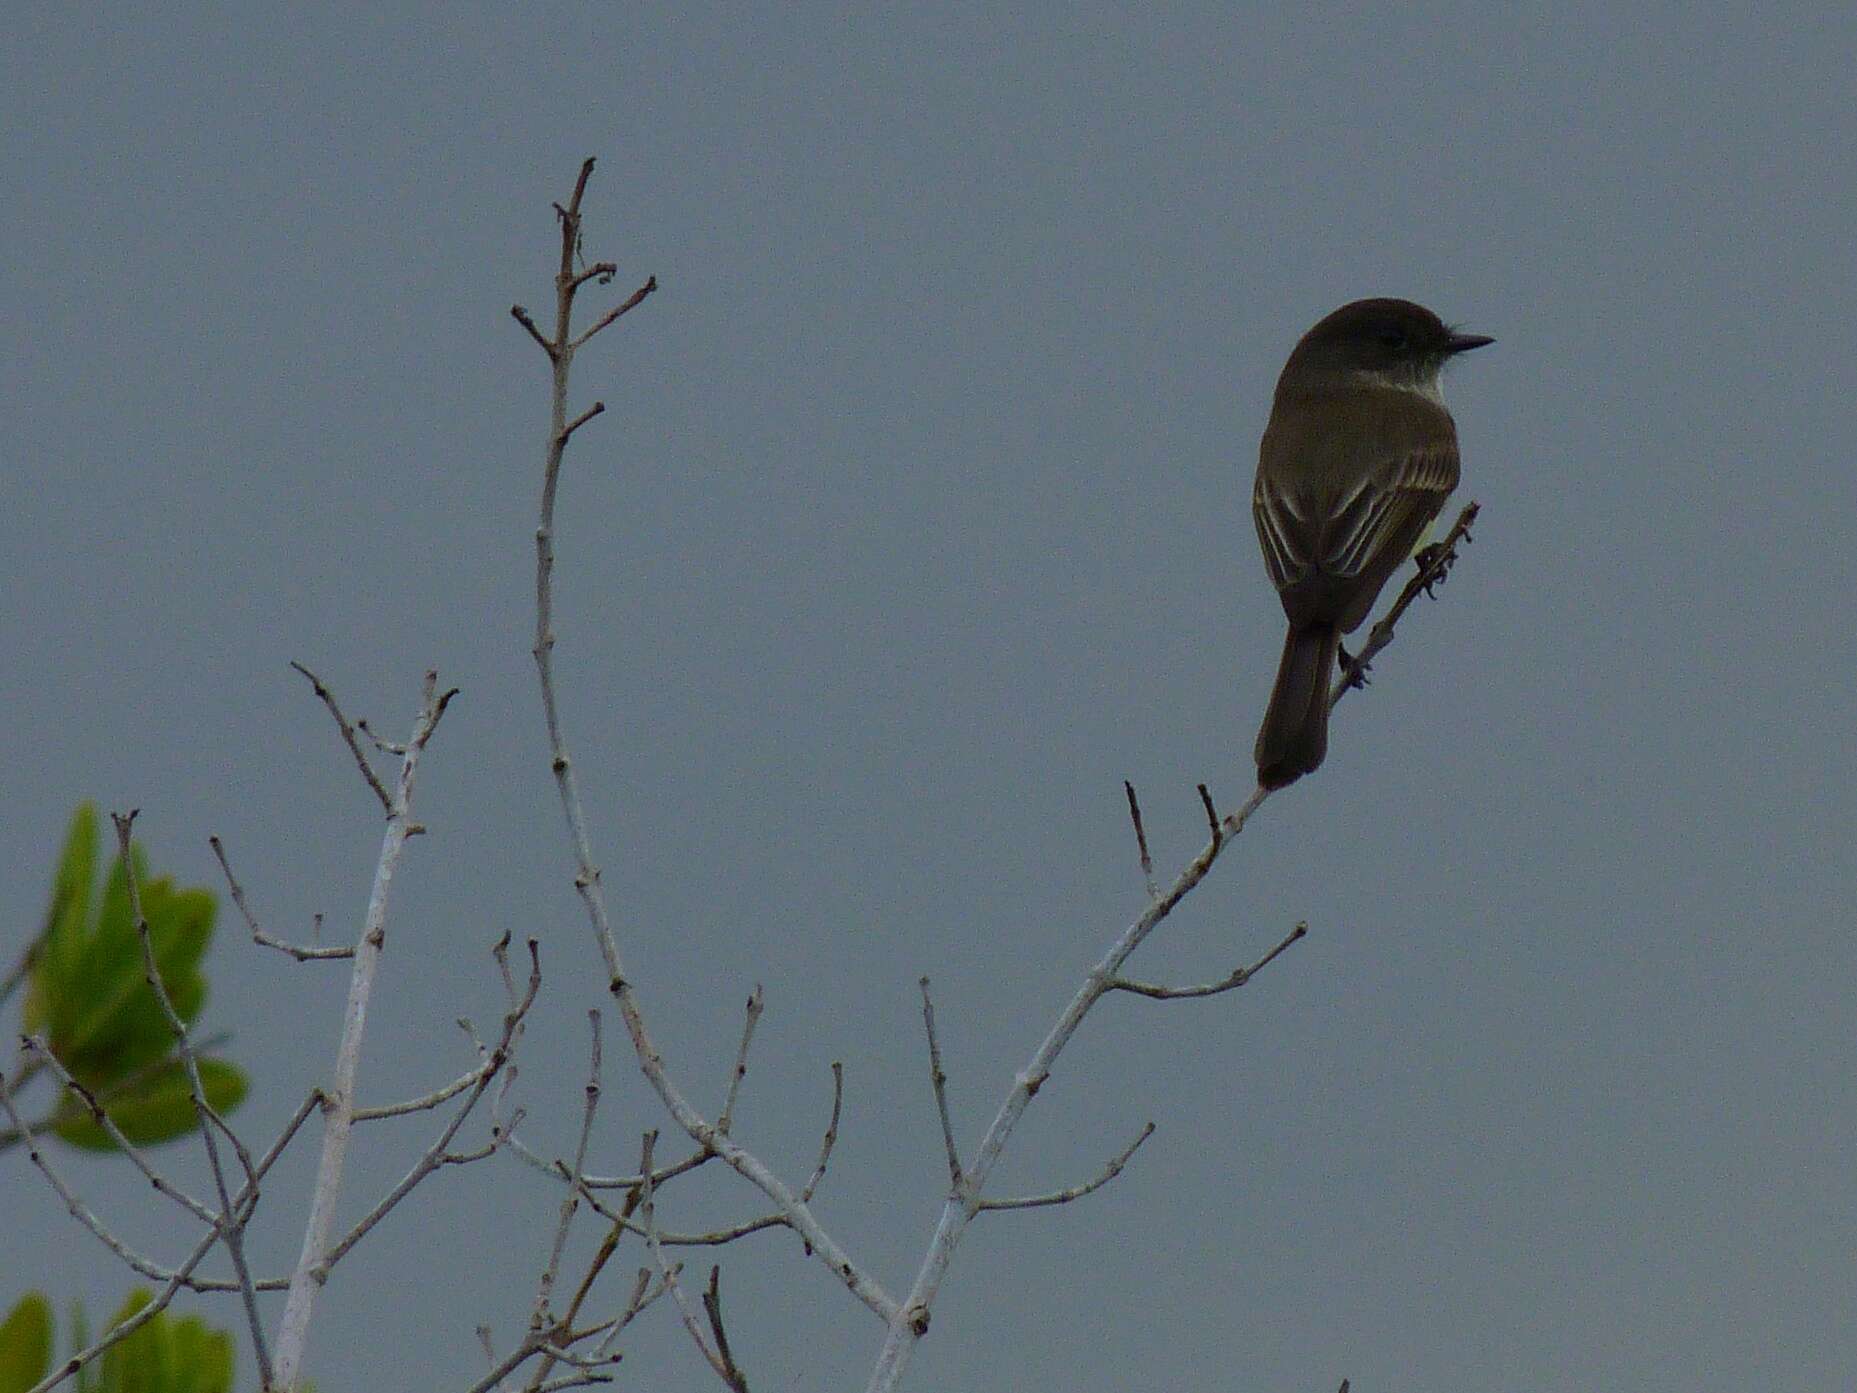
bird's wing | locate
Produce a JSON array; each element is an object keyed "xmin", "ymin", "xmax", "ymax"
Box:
[
  {"xmin": 1253, "ymin": 435, "xmax": 1460, "ymax": 632},
  {"xmin": 1321, "ymin": 441, "xmax": 1459, "ymax": 580},
  {"xmin": 1252, "ymin": 469, "xmax": 1307, "ymax": 593}
]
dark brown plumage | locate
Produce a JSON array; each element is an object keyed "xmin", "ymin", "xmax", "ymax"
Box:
[{"xmin": 1252, "ymin": 299, "xmax": 1490, "ymax": 788}]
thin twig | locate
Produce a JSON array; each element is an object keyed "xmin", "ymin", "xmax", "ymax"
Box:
[
  {"xmin": 511, "ymin": 305, "xmax": 556, "ymax": 359},
  {"xmin": 1, "ymin": 1053, "xmax": 218, "ymax": 1286},
  {"xmin": 638, "ymin": 1130, "xmax": 729, "ymax": 1381},
  {"xmin": 0, "ymin": 935, "xmax": 40, "ymax": 1012},
  {"xmin": 19, "ymin": 1038, "xmax": 214, "ymax": 1224},
  {"xmin": 525, "ymin": 1184, "xmax": 644, "ymax": 1393},
  {"xmin": 533, "ymin": 1010, "xmax": 605, "ymax": 1332},
  {"xmin": 1123, "ymin": 780, "xmax": 1157, "ymax": 899},
  {"xmin": 322, "ymin": 942, "xmax": 540, "ymax": 1277},
  {"xmin": 1107, "ymin": 922, "xmax": 1308, "ymax": 1000},
  {"xmin": 976, "ymin": 1122, "xmax": 1156, "ymax": 1212},
  {"xmin": 210, "ymin": 836, "xmax": 355, "ymax": 961},
  {"xmin": 113, "ymin": 811, "xmax": 272, "ymax": 1386},
  {"xmin": 16, "ymin": 1087, "xmax": 321, "ymax": 1392},
  {"xmin": 801, "ymin": 1062, "xmax": 844, "ymax": 1203},
  {"xmin": 560, "ymin": 401, "xmax": 605, "ymax": 446},
  {"xmin": 569, "ymin": 260, "xmax": 619, "ymax": 291},
  {"xmin": 918, "ymin": 978, "xmax": 963, "ymax": 1189},
  {"xmin": 572, "ymin": 277, "xmax": 659, "ymax": 350},
  {"xmin": 703, "ymin": 1267, "xmax": 752, "ymax": 1392},
  {"xmin": 289, "ymin": 662, "xmax": 392, "ymax": 812},
  {"xmin": 1197, "ymin": 783, "xmax": 1222, "ymax": 852},
  {"xmin": 351, "ymin": 1065, "xmax": 481, "ymax": 1121},
  {"xmin": 717, "ymin": 987, "xmax": 765, "ymax": 1137},
  {"xmin": 354, "ymin": 718, "xmax": 406, "ymax": 756}
]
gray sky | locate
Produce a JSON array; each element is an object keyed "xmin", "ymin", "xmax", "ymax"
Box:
[{"xmin": 5, "ymin": 4, "xmax": 1855, "ymax": 1389}]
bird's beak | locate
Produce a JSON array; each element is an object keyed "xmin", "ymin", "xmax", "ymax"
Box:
[{"xmin": 1446, "ymin": 331, "xmax": 1495, "ymax": 354}]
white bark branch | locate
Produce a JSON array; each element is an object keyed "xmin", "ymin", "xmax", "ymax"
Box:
[
  {"xmin": 519, "ymin": 159, "xmax": 895, "ymax": 1324},
  {"xmin": 271, "ymin": 670, "xmax": 456, "ymax": 1390}
]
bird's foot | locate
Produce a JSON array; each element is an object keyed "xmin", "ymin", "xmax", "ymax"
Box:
[
  {"xmin": 1337, "ymin": 642, "xmax": 1370, "ymax": 690},
  {"xmin": 1414, "ymin": 542, "xmax": 1455, "ymax": 596}
]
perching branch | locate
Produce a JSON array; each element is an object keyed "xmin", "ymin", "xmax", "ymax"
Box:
[
  {"xmin": 1333, "ymin": 502, "xmax": 1479, "ymax": 702},
  {"xmin": 865, "ymin": 506, "xmax": 1484, "ymax": 1390}
]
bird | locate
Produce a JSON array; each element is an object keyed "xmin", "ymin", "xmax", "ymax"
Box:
[{"xmin": 1251, "ymin": 298, "xmax": 1492, "ymax": 789}]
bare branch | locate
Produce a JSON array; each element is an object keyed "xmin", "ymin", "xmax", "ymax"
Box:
[
  {"xmin": 523, "ymin": 1179, "xmax": 642, "ymax": 1393},
  {"xmin": 289, "ymin": 661, "xmax": 392, "ymax": 812},
  {"xmin": 16, "ymin": 1086, "xmax": 321, "ymax": 1391},
  {"xmin": 322, "ymin": 941, "xmax": 540, "ymax": 1279},
  {"xmin": 351, "ymin": 1064, "xmax": 481, "ymax": 1121},
  {"xmin": 533, "ymin": 1010, "xmax": 604, "ymax": 1332},
  {"xmin": 354, "ymin": 717, "xmax": 406, "ymax": 756},
  {"xmin": 976, "ymin": 1122, "xmax": 1156, "ymax": 1212},
  {"xmin": 112, "ymin": 811, "xmax": 271, "ymax": 1385},
  {"xmin": 272, "ymin": 671, "xmax": 456, "ymax": 1390},
  {"xmin": 560, "ymin": 400, "xmax": 605, "ymax": 446},
  {"xmin": 717, "ymin": 986, "xmax": 765, "ymax": 1137},
  {"xmin": 570, "ymin": 260, "xmax": 619, "ymax": 291},
  {"xmin": 1, "ymin": 1051, "xmax": 218, "ymax": 1286},
  {"xmin": 210, "ymin": 836, "xmax": 355, "ymax": 961},
  {"xmin": 1123, "ymin": 780, "xmax": 1158, "ymax": 898},
  {"xmin": 637, "ymin": 1130, "xmax": 731, "ymax": 1382},
  {"xmin": 703, "ymin": 1267, "xmax": 752, "ymax": 1393},
  {"xmin": 1197, "ymin": 783, "xmax": 1222, "ymax": 852},
  {"xmin": 801, "ymin": 1061, "xmax": 844, "ymax": 1203},
  {"xmin": 865, "ymin": 510, "xmax": 1485, "ymax": 1386},
  {"xmin": 0, "ymin": 934, "xmax": 40, "ymax": 1012},
  {"xmin": 572, "ymin": 276, "xmax": 659, "ymax": 350},
  {"xmin": 512, "ymin": 305, "xmax": 557, "ymax": 358},
  {"xmin": 1333, "ymin": 502, "xmax": 1479, "ymax": 702},
  {"xmin": 918, "ymin": 978, "xmax": 963, "ymax": 1189},
  {"xmin": 18, "ymin": 1037, "xmax": 214, "ymax": 1225},
  {"xmin": 522, "ymin": 160, "xmax": 892, "ymax": 1323},
  {"xmin": 1107, "ymin": 922, "xmax": 1308, "ymax": 1000}
]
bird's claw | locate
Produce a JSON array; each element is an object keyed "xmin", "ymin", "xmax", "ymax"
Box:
[
  {"xmin": 1337, "ymin": 642, "xmax": 1371, "ymax": 690},
  {"xmin": 1414, "ymin": 542, "xmax": 1454, "ymax": 597}
]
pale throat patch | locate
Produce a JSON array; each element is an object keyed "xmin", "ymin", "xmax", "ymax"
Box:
[{"xmin": 1355, "ymin": 366, "xmax": 1447, "ymax": 407}]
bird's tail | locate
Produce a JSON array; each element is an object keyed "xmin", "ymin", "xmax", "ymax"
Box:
[{"xmin": 1254, "ymin": 623, "xmax": 1339, "ymax": 789}]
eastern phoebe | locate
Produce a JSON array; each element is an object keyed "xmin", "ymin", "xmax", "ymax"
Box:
[{"xmin": 1252, "ymin": 298, "xmax": 1492, "ymax": 788}]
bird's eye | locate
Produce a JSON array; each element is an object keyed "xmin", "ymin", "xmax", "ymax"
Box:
[{"xmin": 1376, "ymin": 327, "xmax": 1408, "ymax": 349}]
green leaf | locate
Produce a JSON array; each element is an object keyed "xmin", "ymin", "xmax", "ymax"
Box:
[
  {"xmin": 22, "ymin": 806, "xmax": 242, "ymax": 1153},
  {"xmin": 21, "ymin": 805, "xmax": 98, "ymax": 1037},
  {"xmin": 92, "ymin": 1291, "xmax": 234, "ymax": 1393},
  {"xmin": 68, "ymin": 881, "xmax": 216, "ymax": 1082},
  {"xmin": 0, "ymin": 1293, "xmax": 52, "ymax": 1393},
  {"xmin": 33, "ymin": 850, "xmax": 217, "ymax": 1089},
  {"xmin": 50, "ymin": 1058, "xmax": 249, "ymax": 1152}
]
